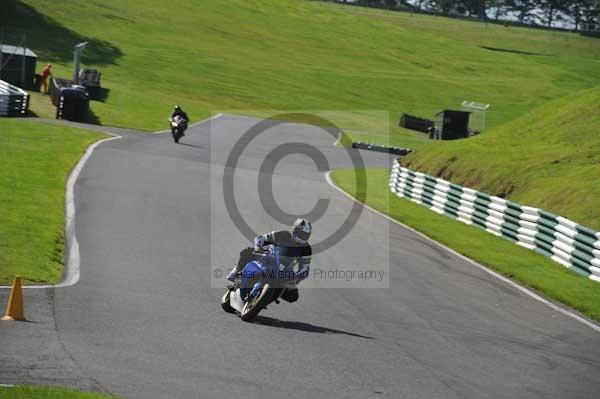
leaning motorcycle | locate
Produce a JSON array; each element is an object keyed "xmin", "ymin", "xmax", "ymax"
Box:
[
  {"xmin": 169, "ymin": 115, "xmax": 186, "ymax": 143},
  {"xmin": 221, "ymin": 244, "xmax": 310, "ymax": 322}
]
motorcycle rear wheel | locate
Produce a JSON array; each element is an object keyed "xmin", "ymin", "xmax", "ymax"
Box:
[{"xmin": 240, "ymin": 283, "xmax": 271, "ymax": 322}]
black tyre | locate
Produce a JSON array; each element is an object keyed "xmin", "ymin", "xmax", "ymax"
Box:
[
  {"xmin": 240, "ymin": 283, "xmax": 271, "ymax": 322},
  {"xmin": 221, "ymin": 289, "xmax": 236, "ymax": 313}
]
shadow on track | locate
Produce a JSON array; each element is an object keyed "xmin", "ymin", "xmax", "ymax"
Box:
[
  {"xmin": 178, "ymin": 142, "xmax": 206, "ymax": 149},
  {"xmin": 254, "ymin": 316, "xmax": 374, "ymax": 340}
]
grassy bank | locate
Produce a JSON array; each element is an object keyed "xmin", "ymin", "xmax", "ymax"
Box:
[
  {"xmin": 8, "ymin": 0, "xmax": 600, "ymax": 133},
  {"xmin": 331, "ymin": 168, "xmax": 600, "ymax": 322},
  {"xmin": 400, "ymin": 87, "xmax": 600, "ymax": 230},
  {"xmin": 0, "ymin": 120, "xmax": 106, "ymax": 285},
  {"xmin": 0, "ymin": 386, "xmax": 118, "ymax": 399}
]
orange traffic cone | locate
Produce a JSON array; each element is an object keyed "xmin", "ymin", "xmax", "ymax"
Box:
[{"xmin": 2, "ymin": 276, "xmax": 25, "ymax": 321}]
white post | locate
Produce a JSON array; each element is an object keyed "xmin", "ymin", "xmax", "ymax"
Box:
[
  {"xmin": 21, "ymin": 35, "xmax": 26, "ymax": 88},
  {"xmin": 0, "ymin": 36, "xmax": 3, "ymax": 81},
  {"xmin": 73, "ymin": 42, "xmax": 88, "ymax": 84}
]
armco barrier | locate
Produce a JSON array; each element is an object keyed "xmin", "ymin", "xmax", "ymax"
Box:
[
  {"xmin": 351, "ymin": 142, "xmax": 412, "ymax": 156},
  {"xmin": 389, "ymin": 160, "xmax": 600, "ymax": 283}
]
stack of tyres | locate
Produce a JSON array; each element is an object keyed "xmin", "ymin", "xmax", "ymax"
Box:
[
  {"xmin": 56, "ymin": 87, "xmax": 89, "ymax": 121},
  {"xmin": 399, "ymin": 114, "xmax": 435, "ymax": 133},
  {"xmin": 79, "ymin": 69, "xmax": 101, "ymax": 99}
]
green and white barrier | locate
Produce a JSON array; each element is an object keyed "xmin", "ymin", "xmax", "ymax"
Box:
[{"xmin": 389, "ymin": 160, "xmax": 600, "ymax": 282}]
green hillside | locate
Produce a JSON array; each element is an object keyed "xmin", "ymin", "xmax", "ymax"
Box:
[
  {"xmin": 402, "ymin": 87, "xmax": 600, "ymax": 229},
  {"xmin": 6, "ymin": 0, "xmax": 600, "ymax": 133}
]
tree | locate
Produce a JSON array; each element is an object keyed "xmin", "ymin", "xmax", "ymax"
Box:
[
  {"xmin": 538, "ymin": 0, "xmax": 569, "ymax": 27},
  {"xmin": 426, "ymin": 0, "xmax": 456, "ymax": 14},
  {"xmin": 506, "ymin": 0, "xmax": 538, "ymax": 23},
  {"xmin": 487, "ymin": 0, "xmax": 509, "ymax": 20},
  {"xmin": 565, "ymin": 0, "xmax": 600, "ymax": 30},
  {"xmin": 458, "ymin": 0, "xmax": 488, "ymax": 19}
]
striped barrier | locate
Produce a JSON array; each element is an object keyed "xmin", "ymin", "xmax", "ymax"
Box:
[
  {"xmin": 389, "ymin": 160, "xmax": 600, "ymax": 283},
  {"xmin": 0, "ymin": 80, "xmax": 29, "ymax": 116}
]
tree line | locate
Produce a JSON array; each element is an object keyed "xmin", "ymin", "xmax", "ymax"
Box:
[{"xmin": 336, "ymin": 0, "xmax": 599, "ymax": 30}]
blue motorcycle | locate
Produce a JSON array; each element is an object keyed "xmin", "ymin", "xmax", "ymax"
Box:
[{"xmin": 221, "ymin": 244, "xmax": 311, "ymax": 322}]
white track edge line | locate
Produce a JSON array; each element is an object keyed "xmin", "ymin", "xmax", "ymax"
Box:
[
  {"xmin": 324, "ymin": 171, "xmax": 600, "ymax": 333},
  {"xmin": 0, "ymin": 134, "xmax": 122, "ymax": 289},
  {"xmin": 1, "ymin": 113, "xmax": 224, "ymax": 289}
]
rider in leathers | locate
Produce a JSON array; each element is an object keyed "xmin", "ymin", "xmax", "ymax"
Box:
[
  {"xmin": 170, "ymin": 105, "xmax": 189, "ymax": 134},
  {"xmin": 227, "ymin": 218, "xmax": 312, "ymax": 303}
]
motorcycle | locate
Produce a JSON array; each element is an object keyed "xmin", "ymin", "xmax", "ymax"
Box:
[
  {"xmin": 221, "ymin": 244, "xmax": 311, "ymax": 322},
  {"xmin": 169, "ymin": 115, "xmax": 187, "ymax": 143}
]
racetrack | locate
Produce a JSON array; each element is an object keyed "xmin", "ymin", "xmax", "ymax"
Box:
[{"xmin": 2, "ymin": 114, "xmax": 600, "ymax": 399}]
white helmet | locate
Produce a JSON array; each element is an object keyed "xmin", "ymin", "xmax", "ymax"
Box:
[{"xmin": 291, "ymin": 218, "xmax": 312, "ymax": 243}]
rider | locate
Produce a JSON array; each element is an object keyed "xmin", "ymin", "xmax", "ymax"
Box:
[
  {"xmin": 170, "ymin": 105, "xmax": 189, "ymax": 133},
  {"xmin": 227, "ymin": 218, "xmax": 312, "ymax": 303}
]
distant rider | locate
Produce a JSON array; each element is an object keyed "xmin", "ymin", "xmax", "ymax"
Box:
[
  {"xmin": 227, "ymin": 218, "xmax": 312, "ymax": 303},
  {"xmin": 170, "ymin": 105, "xmax": 189, "ymax": 134}
]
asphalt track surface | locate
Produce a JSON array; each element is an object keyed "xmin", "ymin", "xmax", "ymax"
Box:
[{"xmin": 2, "ymin": 114, "xmax": 600, "ymax": 399}]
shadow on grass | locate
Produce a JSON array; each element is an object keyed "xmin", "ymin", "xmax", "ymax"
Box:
[
  {"xmin": 91, "ymin": 87, "xmax": 110, "ymax": 102},
  {"xmin": 3, "ymin": 2, "xmax": 123, "ymax": 65},
  {"xmin": 83, "ymin": 107, "xmax": 101, "ymax": 125},
  {"xmin": 479, "ymin": 46, "xmax": 550, "ymax": 56}
]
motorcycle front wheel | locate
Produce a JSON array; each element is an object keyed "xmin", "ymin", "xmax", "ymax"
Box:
[
  {"xmin": 240, "ymin": 283, "xmax": 271, "ymax": 322},
  {"xmin": 221, "ymin": 288, "xmax": 236, "ymax": 313}
]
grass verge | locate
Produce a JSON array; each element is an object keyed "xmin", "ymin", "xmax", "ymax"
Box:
[
  {"xmin": 0, "ymin": 120, "xmax": 107, "ymax": 285},
  {"xmin": 27, "ymin": 92, "xmax": 58, "ymax": 119},
  {"xmin": 0, "ymin": 386, "xmax": 119, "ymax": 399},
  {"xmin": 8, "ymin": 0, "xmax": 600, "ymax": 133},
  {"xmin": 401, "ymin": 87, "xmax": 600, "ymax": 230},
  {"xmin": 330, "ymin": 168, "xmax": 600, "ymax": 323}
]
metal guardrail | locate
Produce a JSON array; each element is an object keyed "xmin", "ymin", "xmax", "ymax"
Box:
[
  {"xmin": 389, "ymin": 160, "xmax": 600, "ymax": 283},
  {"xmin": 0, "ymin": 79, "xmax": 28, "ymax": 116},
  {"xmin": 352, "ymin": 142, "xmax": 412, "ymax": 156}
]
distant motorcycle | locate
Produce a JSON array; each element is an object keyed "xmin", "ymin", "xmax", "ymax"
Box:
[
  {"xmin": 169, "ymin": 115, "xmax": 187, "ymax": 143},
  {"xmin": 221, "ymin": 244, "xmax": 310, "ymax": 322}
]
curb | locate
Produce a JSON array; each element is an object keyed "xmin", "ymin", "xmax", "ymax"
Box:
[
  {"xmin": 1, "ymin": 134, "xmax": 122, "ymax": 289},
  {"xmin": 1, "ymin": 113, "xmax": 224, "ymax": 289},
  {"xmin": 324, "ymin": 171, "xmax": 600, "ymax": 334}
]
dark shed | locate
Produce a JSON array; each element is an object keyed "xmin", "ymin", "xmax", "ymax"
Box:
[
  {"xmin": 0, "ymin": 45, "xmax": 38, "ymax": 89},
  {"xmin": 433, "ymin": 110, "xmax": 471, "ymax": 140}
]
